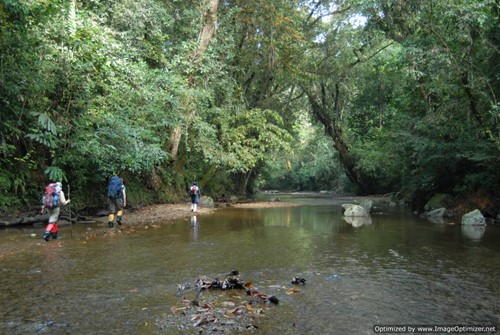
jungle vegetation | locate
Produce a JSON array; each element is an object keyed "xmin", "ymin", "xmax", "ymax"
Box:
[{"xmin": 1, "ymin": 0, "xmax": 498, "ymax": 214}]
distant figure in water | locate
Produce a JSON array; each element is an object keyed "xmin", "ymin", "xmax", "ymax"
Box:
[{"xmin": 189, "ymin": 182, "xmax": 201, "ymax": 212}]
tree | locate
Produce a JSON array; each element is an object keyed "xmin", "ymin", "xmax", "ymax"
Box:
[
  {"xmin": 289, "ymin": 1, "xmax": 393, "ymax": 194},
  {"xmin": 355, "ymin": 0, "xmax": 500, "ymax": 200}
]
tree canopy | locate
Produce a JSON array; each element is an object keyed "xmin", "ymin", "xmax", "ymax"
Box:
[{"xmin": 1, "ymin": 0, "xmax": 498, "ymax": 212}]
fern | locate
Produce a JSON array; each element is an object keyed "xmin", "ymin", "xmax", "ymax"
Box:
[{"xmin": 44, "ymin": 166, "xmax": 67, "ymax": 183}]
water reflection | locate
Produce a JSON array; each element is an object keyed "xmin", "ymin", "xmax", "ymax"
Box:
[
  {"xmin": 427, "ymin": 216, "xmax": 445, "ymax": 224},
  {"xmin": 190, "ymin": 215, "xmax": 199, "ymax": 241},
  {"xmin": 1, "ymin": 194, "xmax": 499, "ymax": 335},
  {"xmin": 343, "ymin": 215, "xmax": 373, "ymax": 227},
  {"xmin": 462, "ymin": 224, "xmax": 486, "ymax": 240}
]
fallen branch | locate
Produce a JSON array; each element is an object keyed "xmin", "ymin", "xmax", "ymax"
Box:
[
  {"xmin": 0, "ymin": 214, "xmax": 50, "ymax": 227},
  {"xmin": 0, "ymin": 210, "xmax": 87, "ymax": 227}
]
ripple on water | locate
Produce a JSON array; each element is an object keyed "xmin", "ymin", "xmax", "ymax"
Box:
[{"xmin": 1, "ymin": 197, "xmax": 499, "ymax": 334}]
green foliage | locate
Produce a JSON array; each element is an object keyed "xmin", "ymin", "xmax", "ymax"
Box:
[
  {"xmin": 0, "ymin": 0, "xmax": 498, "ymax": 212},
  {"xmin": 333, "ymin": 0, "xmax": 500, "ymax": 200},
  {"xmin": 258, "ymin": 114, "xmax": 348, "ymax": 192},
  {"xmin": 0, "ymin": 171, "xmax": 21, "ymax": 211},
  {"xmin": 216, "ymin": 108, "xmax": 291, "ymax": 173},
  {"xmin": 44, "ymin": 166, "xmax": 66, "ymax": 183},
  {"xmin": 290, "ymin": 133, "xmax": 342, "ymax": 191}
]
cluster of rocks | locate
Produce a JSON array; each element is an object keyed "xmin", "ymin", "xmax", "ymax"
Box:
[
  {"xmin": 422, "ymin": 193, "xmax": 489, "ymax": 226},
  {"xmin": 158, "ymin": 271, "xmax": 305, "ymax": 333},
  {"xmin": 341, "ymin": 198, "xmax": 492, "ymax": 244},
  {"xmin": 340, "ymin": 194, "xmax": 493, "ymax": 229}
]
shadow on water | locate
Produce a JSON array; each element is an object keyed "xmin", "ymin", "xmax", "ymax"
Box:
[{"xmin": 0, "ymin": 193, "xmax": 499, "ymax": 334}]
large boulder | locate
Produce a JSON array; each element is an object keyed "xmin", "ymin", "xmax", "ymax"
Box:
[
  {"xmin": 343, "ymin": 216, "xmax": 372, "ymax": 227},
  {"xmin": 200, "ymin": 196, "xmax": 215, "ymax": 208},
  {"xmin": 461, "ymin": 209, "xmax": 486, "ymax": 226},
  {"xmin": 426, "ymin": 207, "xmax": 446, "ymax": 223},
  {"xmin": 356, "ymin": 199, "xmax": 373, "ymax": 213},
  {"xmin": 427, "ymin": 207, "xmax": 446, "ymax": 218},
  {"xmin": 341, "ymin": 204, "xmax": 369, "ymax": 217}
]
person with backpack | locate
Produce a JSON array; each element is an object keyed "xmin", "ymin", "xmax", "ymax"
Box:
[
  {"xmin": 189, "ymin": 182, "xmax": 201, "ymax": 213},
  {"xmin": 40, "ymin": 181, "xmax": 70, "ymax": 241},
  {"xmin": 107, "ymin": 175, "xmax": 126, "ymax": 228}
]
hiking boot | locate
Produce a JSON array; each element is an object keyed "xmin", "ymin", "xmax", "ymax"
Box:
[
  {"xmin": 108, "ymin": 221, "xmax": 114, "ymax": 228},
  {"xmin": 42, "ymin": 232, "xmax": 50, "ymax": 242},
  {"xmin": 51, "ymin": 232, "xmax": 58, "ymax": 240},
  {"xmin": 116, "ymin": 217, "xmax": 122, "ymax": 225}
]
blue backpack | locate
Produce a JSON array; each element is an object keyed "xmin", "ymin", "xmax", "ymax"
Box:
[{"xmin": 108, "ymin": 176, "xmax": 123, "ymax": 199}]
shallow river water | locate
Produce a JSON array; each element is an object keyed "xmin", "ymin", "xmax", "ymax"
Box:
[{"xmin": 0, "ymin": 193, "xmax": 499, "ymax": 334}]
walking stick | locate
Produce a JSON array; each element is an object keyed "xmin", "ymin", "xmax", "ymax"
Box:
[{"xmin": 68, "ymin": 184, "xmax": 73, "ymax": 238}]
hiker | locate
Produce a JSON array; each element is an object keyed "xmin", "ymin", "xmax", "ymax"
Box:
[
  {"xmin": 107, "ymin": 175, "xmax": 126, "ymax": 228},
  {"xmin": 189, "ymin": 182, "xmax": 201, "ymax": 212},
  {"xmin": 41, "ymin": 181, "xmax": 70, "ymax": 241}
]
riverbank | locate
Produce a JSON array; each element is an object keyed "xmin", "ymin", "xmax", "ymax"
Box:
[
  {"xmin": 119, "ymin": 201, "xmax": 303, "ymax": 225},
  {"xmin": 2, "ymin": 194, "xmax": 498, "ymax": 335},
  {"xmin": 81, "ymin": 201, "xmax": 304, "ymax": 240}
]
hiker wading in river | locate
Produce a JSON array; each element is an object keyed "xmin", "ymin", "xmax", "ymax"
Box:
[
  {"xmin": 107, "ymin": 176, "xmax": 126, "ymax": 228},
  {"xmin": 41, "ymin": 181, "xmax": 71, "ymax": 241},
  {"xmin": 189, "ymin": 182, "xmax": 201, "ymax": 213}
]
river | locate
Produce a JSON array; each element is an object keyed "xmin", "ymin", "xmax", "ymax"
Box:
[{"xmin": 0, "ymin": 193, "xmax": 499, "ymax": 334}]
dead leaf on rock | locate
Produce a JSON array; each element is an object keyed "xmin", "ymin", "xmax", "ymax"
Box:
[
  {"xmin": 286, "ymin": 287, "xmax": 301, "ymax": 295},
  {"xmin": 170, "ymin": 306, "xmax": 187, "ymax": 314},
  {"xmin": 227, "ymin": 307, "xmax": 241, "ymax": 315}
]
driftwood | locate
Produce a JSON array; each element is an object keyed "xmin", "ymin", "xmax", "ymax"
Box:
[
  {"xmin": 0, "ymin": 214, "xmax": 50, "ymax": 227},
  {"xmin": 0, "ymin": 210, "xmax": 84, "ymax": 227}
]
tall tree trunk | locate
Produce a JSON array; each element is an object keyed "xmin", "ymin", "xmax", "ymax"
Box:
[
  {"xmin": 241, "ymin": 169, "xmax": 253, "ymax": 195},
  {"xmin": 305, "ymin": 83, "xmax": 376, "ymax": 194},
  {"xmin": 197, "ymin": 0, "xmax": 220, "ymax": 59},
  {"xmin": 69, "ymin": 0, "xmax": 76, "ymax": 34},
  {"xmin": 170, "ymin": 125, "xmax": 182, "ymax": 161},
  {"xmin": 170, "ymin": 0, "xmax": 220, "ymax": 160}
]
